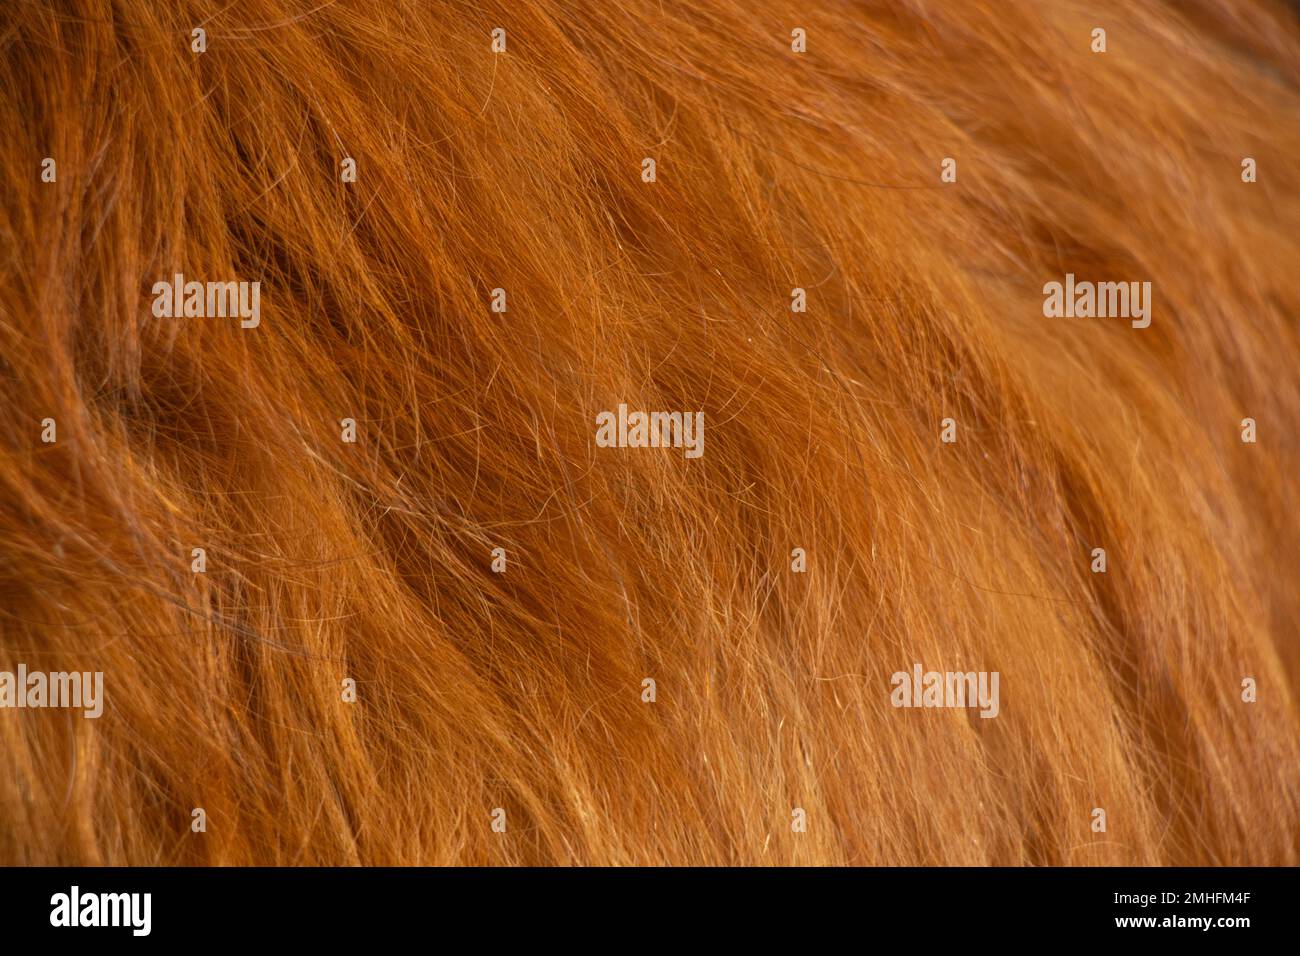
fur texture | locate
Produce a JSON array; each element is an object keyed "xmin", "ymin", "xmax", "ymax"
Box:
[{"xmin": 1, "ymin": 0, "xmax": 1298, "ymax": 865}]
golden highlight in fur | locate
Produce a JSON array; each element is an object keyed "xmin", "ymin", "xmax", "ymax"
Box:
[{"xmin": 1, "ymin": 0, "xmax": 1298, "ymax": 866}]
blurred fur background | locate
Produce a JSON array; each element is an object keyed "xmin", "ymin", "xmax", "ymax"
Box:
[{"xmin": 1, "ymin": 0, "xmax": 1297, "ymax": 865}]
